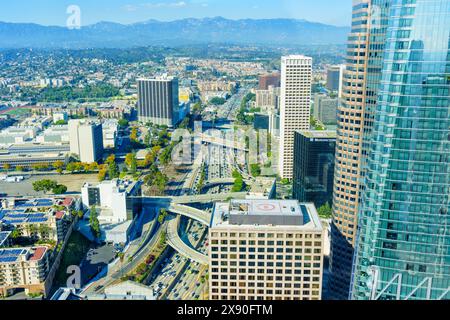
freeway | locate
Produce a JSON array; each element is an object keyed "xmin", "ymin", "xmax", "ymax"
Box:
[
  {"xmin": 166, "ymin": 217, "xmax": 208, "ymax": 265},
  {"xmin": 81, "ymin": 220, "xmax": 164, "ymax": 295}
]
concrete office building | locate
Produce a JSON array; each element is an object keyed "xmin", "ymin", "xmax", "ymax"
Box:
[
  {"xmin": 81, "ymin": 179, "xmax": 142, "ymax": 224},
  {"xmin": 313, "ymin": 94, "xmax": 338, "ymax": 125},
  {"xmin": 81, "ymin": 179, "xmax": 142, "ymax": 244},
  {"xmin": 137, "ymin": 77, "xmax": 183, "ymax": 128},
  {"xmin": 292, "ymin": 130, "xmax": 336, "ymax": 208},
  {"xmin": 68, "ymin": 119, "xmax": 104, "ymax": 163},
  {"xmin": 278, "ymin": 55, "xmax": 312, "ymax": 179},
  {"xmin": 326, "ymin": 65, "xmax": 346, "ymax": 98},
  {"xmin": 209, "ymin": 200, "xmax": 324, "ymax": 300},
  {"xmin": 329, "ymin": 0, "xmax": 389, "ymax": 299}
]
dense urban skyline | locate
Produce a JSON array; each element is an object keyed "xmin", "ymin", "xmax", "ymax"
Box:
[{"xmin": 0, "ymin": 0, "xmax": 448, "ymax": 306}]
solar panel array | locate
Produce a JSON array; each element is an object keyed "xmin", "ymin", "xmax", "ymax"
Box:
[
  {"xmin": 0, "ymin": 231, "xmax": 11, "ymax": 246},
  {"xmin": 0, "ymin": 211, "xmax": 49, "ymax": 225},
  {"xmin": 0, "ymin": 248, "xmax": 27, "ymax": 263}
]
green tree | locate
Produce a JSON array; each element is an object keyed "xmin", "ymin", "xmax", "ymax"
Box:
[
  {"xmin": 89, "ymin": 206, "xmax": 101, "ymax": 239},
  {"xmin": 108, "ymin": 161, "xmax": 119, "ymax": 179},
  {"xmin": 158, "ymin": 209, "xmax": 168, "ymax": 224},
  {"xmin": 318, "ymin": 202, "xmax": 333, "ymax": 219},
  {"xmin": 53, "ymin": 161, "xmax": 65, "ymax": 174},
  {"xmin": 52, "ymin": 184, "xmax": 68, "ymax": 195},
  {"xmin": 250, "ymin": 164, "xmax": 262, "ymax": 177},
  {"xmin": 118, "ymin": 118, "xmax": 129, "ymax": 128},
  {"xmin": 66, "ymin": 162, "xmax": 77, "ymax": 173},
  {"xmin": 32, "ymin": 179, "xmax": 58, "ymax": 193}
]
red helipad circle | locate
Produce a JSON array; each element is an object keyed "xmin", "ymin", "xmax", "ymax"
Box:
[{"xmin": 256, "ymin": 204, "xmax": 276, "ymax": 211}]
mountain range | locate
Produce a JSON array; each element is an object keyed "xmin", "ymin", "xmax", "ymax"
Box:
[{"xmin": 0, "ymin": 17, "xmax": 350, "ymax": 49}]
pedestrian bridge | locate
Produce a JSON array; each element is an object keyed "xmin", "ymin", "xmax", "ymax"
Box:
[{"xmin": 166, "ymin": 217, "xmax": 208, "ymax": 265}]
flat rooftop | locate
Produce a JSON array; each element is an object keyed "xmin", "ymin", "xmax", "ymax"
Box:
[
  {"xmin": 296, "ymin": 130, "xmax": 336, "ymax": 139},
  {"xmin": 211, "ymin": 200, "xmax": 322, "ymax": 231},
  {"xmin": 0, "ymin": 246, "xmax": 47, "ymax": 263},
  {"xmin": 0, "ymin": 197, "xmax": 74, "ymax": 226}
]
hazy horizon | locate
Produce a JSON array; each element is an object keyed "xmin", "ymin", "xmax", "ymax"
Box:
[{"xmin": 0, "ymin": 0, "xmax": 352, "ymax": 27}]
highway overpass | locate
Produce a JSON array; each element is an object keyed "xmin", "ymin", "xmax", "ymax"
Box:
[
  {"xmin": 166, "ymin": 217, "xmax": 208, "ymax": 265},
  {"xmin": 136, "ymin": 192, "xmax": 248, "ymax": 206},
  {"xmin": 168, "ymin": 204, "xmax": 211, "ymax": 226},
  {"xmin": 201, "ymin": 134, "xmax": 248, "ymax": 152}
]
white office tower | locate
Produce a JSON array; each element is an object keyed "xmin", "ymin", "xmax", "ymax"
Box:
[
  {"xmin": 278, "ymin": 55, "xmax": 312, "ymax": 179},
  {"xmin": 68, "ymin": 119, "xmax": 104, "ymax": 163}
]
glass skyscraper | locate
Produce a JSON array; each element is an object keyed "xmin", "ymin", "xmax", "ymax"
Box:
[
  {"xmin": 330, "ymin": 0, "xmax": 390, "ymax": 299},
  {"xmin": 351, "ymin": 0, "xmax": 450, "ymax": 300}
]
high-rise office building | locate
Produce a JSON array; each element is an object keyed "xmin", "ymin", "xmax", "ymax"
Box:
[
  {"xmin": 326, "ymin": 65, "xmax": 346, "ymax": 98},
  {"xmin": 68, "ymin": 119, "xmax": 104, "ymax": 163},
  {"xmin": 351, "ymin": 0, "xmax": 450, "ymax": 300},
  {"xmin": 279, "ymin": 55, "xmax": 313, "ymax": 180},
  {"xmin": 329, "ymin": 0, "xmax": 389, "ymax": 299},
  {"xmin": 313, "ymin": 94, "xmax": 338, "ymax": 125},
  {"xmin": 259, "ymin": 72, "xmax": 281, "ymax": 90},
  {"xmin": 209, "ymin": 200, "xmax": 324, "ymax": 300},
  {"xmin": 293, "ymin": 130, "xmax": 336, "ymax": 208},
  {"xmin": 137, "ymin": 77, "xmax": 181, "ymax": 128}
]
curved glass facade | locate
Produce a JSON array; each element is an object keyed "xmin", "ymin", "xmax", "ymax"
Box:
[{"xmin": 351, "ymin": 0, "xmax": 450, "ymax": 300}]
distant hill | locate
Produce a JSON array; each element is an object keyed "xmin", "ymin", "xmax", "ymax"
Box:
[{"xmin": 0, "ymin": 17, "xmax": 350, "ymax": 49}]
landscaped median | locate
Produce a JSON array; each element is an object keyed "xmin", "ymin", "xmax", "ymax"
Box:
[{"xmin": 120, "ymin": 229, "xmax": 169, "ymax": 284}]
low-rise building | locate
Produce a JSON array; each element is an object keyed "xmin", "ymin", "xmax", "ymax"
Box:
[
  {"xmin": 0, "ymin": 246, "xmax": 50, "ymax": 297},
  {"xmin": 0, "ymin": 196, "xmax": 79, "ymax": 297},
  {"xmin": 0, "ymin": 197, "xmax": 78, "ymax": 243},
  {"xmin": 209, "ymin": 200, "xmax": 324, "ymax": 300},
  {"xmin": 0, "ymin": 126, "xmax": 39, "ymax": 145},
  {"xmin": 36, "ymin": 125, "xmax": 70, "ymax": 144}
]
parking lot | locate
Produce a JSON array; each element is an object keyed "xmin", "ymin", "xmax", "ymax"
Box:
[{"xmin": 0, "ymin": 173, "xmax": 99, "ymax": 196}]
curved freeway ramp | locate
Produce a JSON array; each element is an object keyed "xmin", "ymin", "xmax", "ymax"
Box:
[
  {"xmin": 168, "ymin": 204, "xmax": 211, "ymax": 226},
  {"xmin": 166, "ymin": 218, "xmax": 208, "ymax": 265}
]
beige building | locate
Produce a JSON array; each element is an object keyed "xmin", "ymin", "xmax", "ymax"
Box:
[
  {"xmin": 255, "ymin": 86, "xmax": 280, "ymax": 111},
  {"xmin": 68, "ymin": 119, "xmax": 104, "ymax": 163},
  {"xmin": 209, "ymin": 200, "xmax": 323, "ymax": 300},
  {"xmin": 0, "ymin": 246, "xmax": 50, "ymax": 297},
  {"xmin": 279, "ymin": 55, "xmax": 312, "ymax": 179}
]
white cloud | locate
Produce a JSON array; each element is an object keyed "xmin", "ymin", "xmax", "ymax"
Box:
[
  {"xmin": 144, "ymin": 1, "xmax": 188, "ymax": 9},
  {"xmin": 123, "ymin": 4, "xmax": 139, "ymax": 12}
]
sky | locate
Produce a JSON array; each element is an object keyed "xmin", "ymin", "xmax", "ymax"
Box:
[{"xmin": 0, "ymin": 0, "xmax": 353, "ymax": 27}]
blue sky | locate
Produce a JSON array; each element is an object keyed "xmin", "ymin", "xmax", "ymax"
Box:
[{"xmin": 0, "ymin": 0, "xmax": 353, "ymax": 27}]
